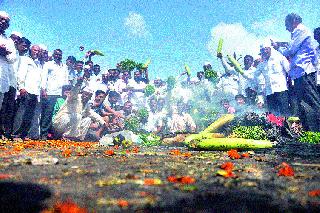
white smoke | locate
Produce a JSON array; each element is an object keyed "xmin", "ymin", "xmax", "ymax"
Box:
[
  {"xmin": 207, "ymin": 22, "xmax": 278, "ymax": 60},
  {"xmin": 124, "ymin": 12, "xmax": 151, "ymax": 38}
]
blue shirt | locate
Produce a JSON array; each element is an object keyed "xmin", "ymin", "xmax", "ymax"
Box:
[{"xmin": 279, "ymin": 24, "xmax": 317, "ymax": 79}]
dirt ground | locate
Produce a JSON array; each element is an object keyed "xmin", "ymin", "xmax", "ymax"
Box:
[{"xmin": 0, "ymin": 139, "xmax": 319, "ymax": 213}]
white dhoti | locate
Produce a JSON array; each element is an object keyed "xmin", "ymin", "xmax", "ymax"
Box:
[{"xmin": 53, "ymin": 113, "xmax": 92, "ymax": 141}]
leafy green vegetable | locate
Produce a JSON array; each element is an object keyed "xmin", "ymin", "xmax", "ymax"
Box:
[
  {"xmin": 122, "ymin": 139, "xmax": 133, "ymax": 148},
  {"xmin": 298, "ymin": 131, "xmax": 320, "ymax": 144},
  {"xmin": 137, "ymin": 108, "xmax": 149, "ymax": 123},
  {"xmin": 139, "ymin": 133, "xmax": 162, "ymax": 146},
  {"xmin": 204, "ymin": 69, "xmax": 218, "ymax": 83},
  {"xmin": 229, "ymin": 126, "xmax": 267, "ymax": 140},
  {"xmin": 136, "ymin": 62, "xmax": 145, "ymax": 71},
  {"xmin": 144, "ymin": 84, "xmax": 155, "ymax": 97},
  {"xmin": 119, "ymin": 59, "xmax": 137, "ymax": 71},
  {"xmin": 124, "ymin": 116, "xmax": 140, "ymax": 132}
]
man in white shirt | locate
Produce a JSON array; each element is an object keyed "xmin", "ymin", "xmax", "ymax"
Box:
[
  {"xmin": 130, "ymin": 70, "xmax": 147, "ymax": 109},
  {"xmin": 169, "ymin": 100, "xmax": 196, "ymax": 133},
  {"xmin": 217, "ymin": 53, "xmax": 250, "ymax": 96},
  {"xmin": 66, "ymin": 56, "xmax": 76, "ymax": 85},
  {"xmin": 144, "ymin": 97, "xmax": 163, "ymax": 133},
  {"xmin": 14, "ymin": 45, "xmax": 42, "ymax": 139},
  {"xmin": 114, "ymin": 70, "xmax": 135, "ymax": 104},
  {"xmin": 250, "ymin": 45, "xmax": 291, "ymax": 116},
  {"xmin": 91, "ymin": 64, "xmax": 102, "ymax": 82},
  {"xmin": 1, "ymin": 30, "xmax": 22, "ymax": 138},
  {"xmin": 40, "ymin": 49, "xmax": 69, "ymax": 139},
  {"xmin": 94, "ymin": 70, "xmax": 109, "ymax": 94},
  {"xmin": 87, "ymin": 64, "xmax": 104, "ymax": 94},
  {"xmin": 0, "ymin": 11, "xmax": 17, "ymax": 138},
  {"xmin": 11, "ymin": 37, "xmax": 31, "ymax": 136},
  {"xmin": 53, "ymin": 84, "xmax": 106, "ymax": 141},
  {"xmin": 273, "ymin": 13, "xmax": 320, "ymax": 131}
]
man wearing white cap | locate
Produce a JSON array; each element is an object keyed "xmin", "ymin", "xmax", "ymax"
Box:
[
  {"xmin": 10, "ymin": 31, "xmax": 22, "ymax": 46},
  {"xmin": 0, "ymin": 11, "xmax": 17, "ymax": 137},
  {"xmin": 250, "ymin": 44, "xmax": 291, "ymax": 116},
  {"xmin": 52, "ymin": 83, "xmax": 106, "ymax": 141},
  {"xmin": 38, "ymin": 44, "xmax": 49, "ymax": 65}
]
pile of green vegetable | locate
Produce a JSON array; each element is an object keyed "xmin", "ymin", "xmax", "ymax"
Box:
[
  {"xmin": 184, "ymin": 114, "xmax": 274, "ymax": 151},
  {"xmin": 204, "ymin": 69, "xmax": 218, "ymax": 83},
  {"xmin": 136, "ymin": 108, "xmax": 149, "ymax": 123},
  {"xmin": 124, "ymin": 116, "xmax": 140, "ymax": 132},
  {"xmin": 139, "ymin": 133, "xmax": 162, "ymax": 146},
  {"xmin": 124, "ymin": 108, "xmax": 149, "ymax": 133},
  {"xmin": 298, "ymin": 131, "xmax": 320, "ymax": 144},
  {"xmin": 118, "ymin": 59, "xmax": 137, "ymax": 71},
  {"xmin": 229, "ymin": 126, "xmax": 267, "ymax": 140},
  {"xmin": 144, "ymin": 84, "xmax": 155, "ymax": 97}
]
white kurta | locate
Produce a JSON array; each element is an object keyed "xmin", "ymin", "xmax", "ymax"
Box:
[
  {"xmin": 130, "ymin": 81, "xmax": 147, "ymax": 109},
  {"xmin": 53, "ymin": 87, "xmax": 105, "ymax": 140},
  {"xmin": 17, "ymin": 56, "xmax": 42, "ymax": 96},
  {"xmin": 219, "ymin": 57, "xmax": 247, "ymax": 95},
  {"xmin": 114, "ymin": 78, "xmax": 136, "ymax": 103},
  {"xmin": 253, "ymin": 48, "xmax": 290, "ymax": 96},
  {"xmin": 144, "ymin": 110, "xmax": 163, "ymax": 132},
  {"xmin": 216, "ymin": 74, "xmax": 240, "ymax": 97},
  {"xmin": 41, "ymin": 61, "xmax": 69, "ymax": 95},
  {"xmin": 0, "ymin": 34, "xmax": 17, "ymax": 93},
  {"xmin": 169, "ymin": 112, "xmax": 196, "ymax": 133}
]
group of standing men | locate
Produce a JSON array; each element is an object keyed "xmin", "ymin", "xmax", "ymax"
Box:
[
  {"xmin": 217, "ymin": 13, "xmax": 320, "ymax": 132},
  {"xmin": 0, "ymin": 11, "xmax": 320, "ymax": 142},
  {"xmin": 0, "ymin": 11, "xmax": 69, "ymax": 140}
]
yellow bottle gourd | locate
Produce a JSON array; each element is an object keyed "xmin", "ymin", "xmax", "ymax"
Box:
[
  {"xmin": 217, "ymin": 38, "xmax": 223, "ymax": 54},
  {"xmin": 189, "ymin": 138, "xmax": 273, "ymax": 151},
  {"xmin": 184, "ymin": 64, "xmax": 191, "ymax": 76},
  {"xmin": 227, "ymin": 55, "xmax": 244, "ymax": 75},
  {"xmin": 143, "ymin": 58, "xmax": 151, "ymax": 68}
]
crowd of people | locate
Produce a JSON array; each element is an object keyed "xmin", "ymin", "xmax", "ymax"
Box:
[{"xmin": 0, "ymin": 11, "xmax": 319, "ymax": 142}]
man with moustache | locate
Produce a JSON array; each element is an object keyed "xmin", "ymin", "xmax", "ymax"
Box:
[{"xmin": 40, "ymin": 49, "xmax": 69, "ymax": 139}]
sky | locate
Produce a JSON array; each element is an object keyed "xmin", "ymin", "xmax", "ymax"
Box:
[{"xmin": 1, "ymin": 0, "xmax": 320, "ymax": 79}]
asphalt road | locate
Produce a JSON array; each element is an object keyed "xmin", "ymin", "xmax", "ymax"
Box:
[{"xmin": 0, "ymin": 140, "xmax": 319, "ymax": 212}]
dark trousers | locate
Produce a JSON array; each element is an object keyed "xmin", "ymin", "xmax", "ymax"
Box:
[
  {"xmin": 266, "ymin": 90, "xmax": 290, "ymax": 117},
  {"xmin": 287, "ymin": 83, "xmax": 300, "ymax": 116},
  {"xmin": 0, "ymin": 86, "xmax": 17, "ymax": 135},
  {"xmin": 294, "ymin": 72, "xmax": 320, "ymax": 131},
  {"xmin": 14, "ymin": 93, "xmax": 38, "ymax": 138},
  {"xmin": 40, "ymin": 95, "xmax": 59, "ymax": 138}
]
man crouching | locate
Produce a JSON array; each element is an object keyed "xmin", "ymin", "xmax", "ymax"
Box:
[{"xmin": 52, "ymin": 80, "xmax": 105, "ymax": 141}]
